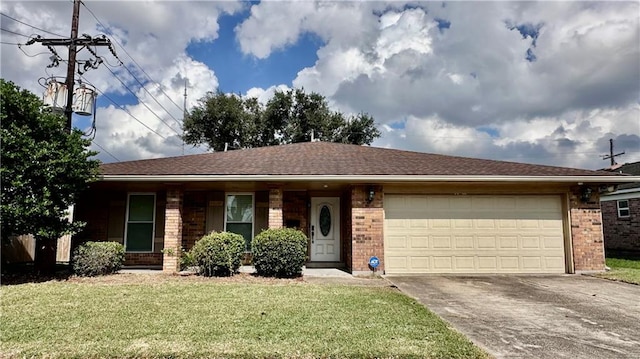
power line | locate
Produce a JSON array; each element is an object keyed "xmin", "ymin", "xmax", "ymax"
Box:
[
  {"xmin": 102, "ymin": 64, "xmax": 182, "ymax": 137},
  {"xmin": 0, "ymin": 41, "xmax": 21, "ymax": 45},
  {"xmin": 0, "ymin": 27, "xmax": 31, "ymax": 38},
  {"xmin": 80, "ymin": 1, "xmax": 185, "ymax": 114},
  {"xmin": 91, "ymin": 140, "xmax": 120, "ymax": 162},
  {"xmin": 105, "ymin": 61, "xmax": 183, "ymax": 128},
  {"xmin": 0, "ymin": 12, "xmax": 65, "ymax": 38}
]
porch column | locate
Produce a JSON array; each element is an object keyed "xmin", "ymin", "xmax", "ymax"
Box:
[
  {"xmin": 268, "ymin": 187, "xmax": 283, "ymax": 229},
  {"xmin": 163, "ymin": 186, "xmax": 183, "ymax": 273},
  {"xmin": 569, "ymin": 186, "xmax": 605, "ymax": 272},
  {"xmin": 350, "ymin": 185, "xmax": 384, "ymax": 275}
]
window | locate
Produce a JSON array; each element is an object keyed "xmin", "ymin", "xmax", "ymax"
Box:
[
  {"xmin": 125, "ymin": 193, "xmax": 156, "ymax": 252},
  {"xmin": 617, "ymin": 200, "xmax": 630, "ymax": 218},
  {"xmin": 225, "ymin": 193, "xmax": 254, "ymax": 250}
]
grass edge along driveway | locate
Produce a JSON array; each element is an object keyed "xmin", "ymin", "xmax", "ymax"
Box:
[
  {"xmin": 595, "ymin": 257, "xmax": 640, "ymax": 285},
  {"xmin": 1, "ymin": 276, "xmax": 488, "ymax": 359}
]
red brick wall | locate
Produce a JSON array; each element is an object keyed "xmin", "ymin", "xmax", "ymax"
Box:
[
  {"xmin": 125, "ymin": 253, "xmax": 162, "ymax": 266},
  {"xmin": 342, "ymin": 191, "xmax": 352, "ymax": 270},
  {"xmin": 283, "ymin": 191, "xmax": 308, "ymax": 236},
  {"xmin": 601, "ymin": 198, "xmax": 640, "ymax": 252},
  {"xmin": 73, "ymin": 190, "xmax": 111, "ymax": 244},
  {"xmin": 351, "ymin": 185, "xmax": 384, "ymax": 273},
  {"xmin": 570, "ymin": 186, "xmax": 605, "ymax": 271},
  {"xmin": 182, "ymin": 191, "xmax": 206, "ymax": 251}
]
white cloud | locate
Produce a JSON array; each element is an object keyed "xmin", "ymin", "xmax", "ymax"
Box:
[
  {"xmin": 1, "ymin": 0, "xmax": 242, "ymax": 163},
  {"xmin": 236, "ymin": 1, "xmax": 640, "ymax": 169}
]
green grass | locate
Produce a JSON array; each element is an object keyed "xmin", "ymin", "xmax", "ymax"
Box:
[
  {"xmin": 596, "ymin": 257, "xmax": 640, "ymax": 285},
  {"xmin": 0, "ymin": 276, "xmax": 487, "ymax": 359}
]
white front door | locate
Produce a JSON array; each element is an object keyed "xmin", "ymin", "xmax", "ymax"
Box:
[{"xmin": 310, "ymin": 197, "xmax": 340, "ymax": 262}]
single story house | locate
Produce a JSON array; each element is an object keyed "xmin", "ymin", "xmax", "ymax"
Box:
[
  {"xmin": 600, "ymin": 161, "xmax": 640, "ymax": 253},
  {"xmin": 73, "ymin": 141, "xmax": 636, "ymax": 275}
]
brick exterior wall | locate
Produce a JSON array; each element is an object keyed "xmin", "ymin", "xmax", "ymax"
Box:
[
  {"xmin": 570, "ymin": 186, "xmax": 605, "ymax": 271},
  {"xmin": 268, "ymin": 188, "xmax": 284, "ymax": 229},
  {"xmin": 602, "ymin": 198, "xmax": 640, "ymax": 252},
  {"xmin": 163, "ymin": 187, "xmax": 183, "ymax": 273},
  {"xmin": 351, "ymin": 185, "xmax": 384, "ymax": 273},
  {"xmin": 125, "ymin": 253, "xmax": 162, "ymax": 266},
  {"xmin": 283, "ymin": 191, "xmax": 308, "ymax": 236},
  {"xmin": 183, "ymin": 191, "xmax": 207, "ymax": 251},
  {"xmin": 342, "ymin": 192, "xmax": 352, "ymax": 270}
]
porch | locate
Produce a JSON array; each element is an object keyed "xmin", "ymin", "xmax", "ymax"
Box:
[{"xmin": 73, "ymin": 182, "xmax": 384, "ymax": 274}]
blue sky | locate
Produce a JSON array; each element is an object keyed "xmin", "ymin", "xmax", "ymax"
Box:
[{"xmin": 1, "ymin": 1, "xmax": 638, "ymax": 169}]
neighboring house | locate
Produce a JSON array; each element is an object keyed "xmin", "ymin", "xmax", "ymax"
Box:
[
  {"xmin": 600, "ymin": 161, "xmax": 640, "ymax": 253},
  {"xmin": 73, "ymin": 142, "xmax": 636, "ymax": 275}
]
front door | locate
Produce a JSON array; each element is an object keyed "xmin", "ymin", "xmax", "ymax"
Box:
[{"xmin": 310, "ymin": 197, "xmax": 340, "ymax": 262}]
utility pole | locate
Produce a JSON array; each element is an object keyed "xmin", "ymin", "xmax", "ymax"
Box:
[
  {"xmin": 27, "ymin": 0, "xmax": 117, "ymax": 133},
  {"xmin": 183, "ymin": 79, "xmax": 187, "ymax": 155},
  {"xmin": 63, "ymin": 0, "xmax": 81, "ymax": 132},
  {"xmin": 602, "ymin": 138, "xmax": 625, "ymax": 166}
]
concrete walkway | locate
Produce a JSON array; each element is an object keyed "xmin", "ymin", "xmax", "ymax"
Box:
[{"xmin": 387, "ymin": 275, "xmax": 640, "ymax": 359}]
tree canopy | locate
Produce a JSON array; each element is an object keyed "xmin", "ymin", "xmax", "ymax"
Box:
[
  {"xmin": 1, "ymin": 79, "xmax": 100, "ymax": 270},
  {"xmin": 183, "ymin": 88, "xmax": 381, "ymax": 151}
]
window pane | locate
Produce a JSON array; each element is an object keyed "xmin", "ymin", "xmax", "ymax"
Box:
[
  {"xmin": 226, "ymin": 223, "xmax": 253, "ymax": 250},
  {"xmin": 226, "ymin": 195, "xmax": 253, "ymax": 222},
  {"xmin": 126, "ymin": 223, "xmax": 153, "ymax": 251},
  {"xmin": 618, "ymin": 200, "xmax": 629, "ymax": 210},
  {"xmin": 129, "ymin": 195, "xmax": 154, "ymax": 221}
]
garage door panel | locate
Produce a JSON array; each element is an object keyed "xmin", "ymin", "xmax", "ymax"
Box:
[{"xmin": 384, "ymin": 195, "xmax": 566, "ymax": 274}]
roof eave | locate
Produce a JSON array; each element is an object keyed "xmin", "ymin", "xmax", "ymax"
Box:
[{"xmin": 99, "ymin": 174, "xmax": 639, "ymax": 183}]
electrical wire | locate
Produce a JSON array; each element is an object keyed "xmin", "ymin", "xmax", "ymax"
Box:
[
  {"xmin": 0, "ymin": 12, "xmax": 65, "ymax": 38},
  {"xmin": 0, "ymin": 27, "xmax": 31, "ymax": 38},
  {"xmin": 0, "ymin": 41, "xmax": 21, "ymax": 45},
  {"xmin": 102, "ymin": 64, "xmax": 182, "ymax": 137},
  {"xmin": 80, "ymin": 1, "xmax": 185, "ymax": 114},
  {"xmin": 91, "ymin": 140, "xmax": 120, "ymax": 162}
]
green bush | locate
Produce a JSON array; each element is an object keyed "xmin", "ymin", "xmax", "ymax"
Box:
[
  {"xmin": 190, "ymin": 232, "xmax": 244, "ymax": 276},
  {"xmin": 180, "ymin": 247, "xmax": 196, "ymax": 271},
  {"xmin": 72, "ymin": 241, "xmax": 125, "ymax": 277},
  {"xmin": 252, "ymin": 228, "xmax": 308, "ymax": 278}
]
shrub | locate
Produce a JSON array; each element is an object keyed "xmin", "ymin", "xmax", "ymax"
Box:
[
  {"xmin": 190, "ymin": 232, "xmax": 244, "ymax": 276},
  {"xmin": 72, "ymin": 241, "xmax": 125, "ymax": 277},
  {"xmin": 252, "ymin": 228, "xmax": 307, "ymax": 278},
  {"xmin": 180, "ymin": 247, "xmax": 196, "ymax": 271}
]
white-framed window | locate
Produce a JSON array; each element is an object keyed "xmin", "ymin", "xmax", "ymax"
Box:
[
  {"xmin": 225, "ymin": 193, "xmax": 254, "ymax": 251},
  {"xmin": 617, "ymin": 200, "xmax": 630, "ymax": 218},
  {"xmin": 124, "ymin": 193, "xmax": 156, "ymax": 252}
]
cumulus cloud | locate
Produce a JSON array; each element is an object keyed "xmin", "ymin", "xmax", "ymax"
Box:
[
  {"xmin": 236, "ymin": 1, "xmax": 640, "ymax": 169},
  {"xmin": 0, "ymin": 0, "xmax": 242, "ymax": 163}
]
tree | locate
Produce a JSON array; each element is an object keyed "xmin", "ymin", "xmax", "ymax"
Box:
[
  {"xmin": 0, "ymin": 79, "xmax": 100, "ymax": 273},
  {"xmin": 183, "ymin": 88, "xmax": 381, "ymax": 150}
]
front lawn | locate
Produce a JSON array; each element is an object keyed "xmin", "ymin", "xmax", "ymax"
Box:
[
  {"xmin": 595, "ymin": 257, "xmax": 640, "ymax": 285},
  {"xmin": 1, "ymin": 274, "xmax": 487, "ymax": 359}
]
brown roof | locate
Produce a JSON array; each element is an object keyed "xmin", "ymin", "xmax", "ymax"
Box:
[{"xmin": 100, "ymin": 142, "xmax": 620, "ymax": 177}]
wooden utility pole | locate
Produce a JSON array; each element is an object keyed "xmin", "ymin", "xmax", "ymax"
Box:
[
  {"xmin": 602, "ymin": 138, "xmax": 625, "ymax": 166},
  {"xmin": 29, "ymin": 0, "xmax": 115, "ymax": 133},
  {"xmin": 63, "ymin": 0, "xmax": 81, "ymax": 132}
]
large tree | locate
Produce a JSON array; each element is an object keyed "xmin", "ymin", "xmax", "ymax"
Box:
[
  {"xmin": 183, "ymin": 88, "xmax": 381, "ymax": 151},
  {"xmin": 0, "ymin": 79, "xmax": 100, "ymax": 273}
]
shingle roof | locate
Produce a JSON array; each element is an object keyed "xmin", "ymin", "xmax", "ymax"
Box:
[
  {"xmin": 100, "ymin": 142, "xmax": 620, "ymax": 177},
  {"xmin": 610, "ymin": 161, "xmax": 640, "ymax": 189}
]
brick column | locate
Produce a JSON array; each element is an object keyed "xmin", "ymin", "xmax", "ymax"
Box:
[
  {"xmin": 268, "ymin": 187, "xmax": 283, "ymax": 229},
  {"xmin": 163, "ymin": 187, "xmax": 183, "ymax": 273},
  {"xmin": 569, "ymin": 186, "xmax": 605, "ymax": 272},
  {"xmin": 351, "ymin": 185, "xmax": 384, "ymax": 275}
]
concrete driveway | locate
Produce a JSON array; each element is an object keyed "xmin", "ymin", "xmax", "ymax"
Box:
[{"xmin": 387, "ymin": 275, "xmax": 640, "ymax": 359}]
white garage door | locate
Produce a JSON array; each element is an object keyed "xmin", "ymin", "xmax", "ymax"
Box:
[{"xmin": 384, "ymin": 195, "xmax": 566, "ymax": 274}]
